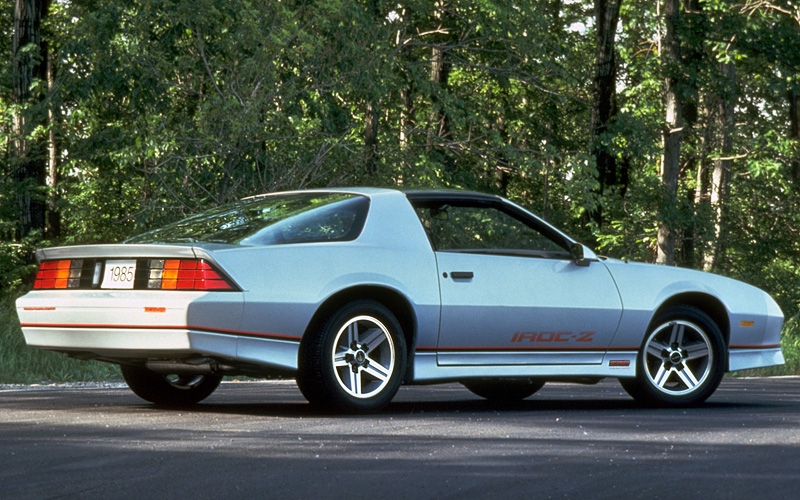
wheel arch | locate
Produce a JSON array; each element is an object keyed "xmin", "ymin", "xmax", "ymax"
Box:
[
  {"xmin": 650, "ymin": 292, "xmax": 731, "ymax": 349},
  {"xmin": 301, "ymin": 285, "xmax": 417, "ymax": 375}
]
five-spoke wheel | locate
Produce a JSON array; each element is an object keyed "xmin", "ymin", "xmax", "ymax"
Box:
[
  {"xmin": 644, "ymin": 319, "xmax": 713, "ymax": 394},
  {"xmin": 331, "ymin": 314, "xmax": 398, "ymax": 399},
  {"xmin": 621, "ymin": 305, "xmax": 725, "ymax": 406},
  {"xmin": 297, "ymin": 300, "xmax": 407, "ymax": 412}
]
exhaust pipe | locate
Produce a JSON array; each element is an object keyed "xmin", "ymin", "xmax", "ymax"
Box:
[{"xmin": 146, "ymin": 359, "xmax": 226, "ymax": 375}]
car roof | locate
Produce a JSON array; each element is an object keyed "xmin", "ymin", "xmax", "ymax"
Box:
[
  {"xmin": 243, "ymin": 186, "xmax": 504, "ymax": 204},
  {"xmin": 400, "ymin": 188, "xmax": 502, "ymax": 204}
]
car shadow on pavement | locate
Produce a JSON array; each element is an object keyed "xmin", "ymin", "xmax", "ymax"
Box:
[{"xmin": 134, "ymin": 396, "xmax": 772, "ymax": 419}]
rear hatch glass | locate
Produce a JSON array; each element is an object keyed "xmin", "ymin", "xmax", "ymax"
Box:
[{"xmin": 127, "ymin": 192, "xmax": 369, "ymax": 246}]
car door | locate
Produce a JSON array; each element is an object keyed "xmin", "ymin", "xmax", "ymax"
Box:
[{"xmin": 414, "ymin": 199, "xmax": 623, "ymax": 367}]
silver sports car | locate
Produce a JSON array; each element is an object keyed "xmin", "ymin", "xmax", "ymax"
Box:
[{"xmin": 16, "ymin": 188, "xmax": 785, "ymax": 411}]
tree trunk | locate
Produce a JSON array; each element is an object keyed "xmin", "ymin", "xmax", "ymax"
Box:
[
  {"xmin": 399, "ymin": 86, "xmax": 412, "ymax": 150},
  {"xmin": 493, "ymin": 116, "xmax": 510, "ymax": 196},
  {"xmin": 693, "ymin": 97, "xmax": 714, "ymax": 265},
  {"xmin": 12, "ymin": 0, "xmax": 50, "ymax": 239},
  {"xmin": 704, "ymin": 62, "xmax": 736, "ymax": 272},
  {"xmin": 790, "ymin": 88, "xmax": 800, "ymax": 182},
  {"xmin": 363, "ymin": 0, "xmax": 382, "ymax": 178},
  {"xmin": 364, "ymin": 101, "xmax": 379, "ymax": 176},
  {"xmin": 426, "ymin": 2, "xmax": 454, "ymax": 174},
  {"xmin": 46, "ymin": 38, "xmax": 60, "ymax": 238},
  {"xmin": 541, "ymin": 0, "xmax": 563, "ymax": 221},
  {"xmin": 428, "ymin": 44, "xmax": 451, "ymax": 147},
  {"xmin": 589, "ymin": 0, "xmax": 622, "ymax": 227},
  {"xmin": 657, "ymin": 0, "xmax": 682, "ymax": 266},
  {"xmin": 677, "ymin": 0, "xmax": 705, "ymax": 267}
]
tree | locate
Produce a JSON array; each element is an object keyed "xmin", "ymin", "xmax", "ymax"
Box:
[
  {"xmin": 3, "ymin": 0, "xmax": 800, "ymax": 319},
  {"xmin": 704, "ymin": 62, "xmax": 736, "ymax": 271},
  {"xmin": 589, "ymin": 0, "xmax": 623, "ymax": 227},
  {"xmin": 657, "ymin": 0, "xmax": 683, "ymax": 266},
  {"xmin": 11, "ymin": 0, "xmax": 49, "ymax": 239}
]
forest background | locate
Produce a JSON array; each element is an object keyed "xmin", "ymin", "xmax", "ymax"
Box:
[{"xmin": 2, "ymin": 0, "xmax": 800, "ymax": 382}]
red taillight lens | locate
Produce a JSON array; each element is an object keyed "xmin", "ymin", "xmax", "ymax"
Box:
[
  {"xmin": 147, "ymin": 259, "xmax": 233, "ymax": 290},
  {"xmin": 33, "ymin": 258, "xmax": 234, "ymax": 291},
  {"xmin": 34, "ymin": 260, "xmax": 83, "ymax": 289}
]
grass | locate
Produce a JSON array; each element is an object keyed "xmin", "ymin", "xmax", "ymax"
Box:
[{"xmin": 1, "ymin": 291, "xmax": 798, "ymax": 384}]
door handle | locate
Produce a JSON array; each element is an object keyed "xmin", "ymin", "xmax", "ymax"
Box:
[{"xmin": 450, "ymin": 271, "xmax": 474, "ymax": 280}]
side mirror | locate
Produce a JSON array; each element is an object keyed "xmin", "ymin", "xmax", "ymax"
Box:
[{"xmin": 571, "ymin": 243, "xmax": 590, "ymax": 267}]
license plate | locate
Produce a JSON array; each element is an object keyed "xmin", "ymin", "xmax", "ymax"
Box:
[{"xmin": 101, "ymin": 260, "xmax": 137, "ymax": 289}]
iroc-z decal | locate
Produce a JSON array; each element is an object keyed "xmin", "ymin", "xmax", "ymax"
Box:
[{"xmin": 511, "ymin": 331, "xmax": 596, "ymax": 343}]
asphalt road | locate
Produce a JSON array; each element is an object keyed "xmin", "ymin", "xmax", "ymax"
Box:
[{"xmin": 1, "ymin": 377, "xmax": 799, "ymax": 500}]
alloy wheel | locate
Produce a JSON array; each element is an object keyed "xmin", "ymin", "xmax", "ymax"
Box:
[
  {"xmin": 330, "ymin": 315, "xmax": 396, "ymax": 399},
  {"xmin": 642, "ymin": 319, "xmax": 713, "ymax": 396}
]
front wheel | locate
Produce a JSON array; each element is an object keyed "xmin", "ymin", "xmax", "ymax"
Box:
[
  {"xmin": 621, "ymin": 305, "xmax": 725, "ymax": 406},
  {"xmin": 121, "ymin": 364, "xmax": 222, "ymax": 406},
  {"xmin": 297, "ymin": 300, "xmax": 407, "ymax": 413}
]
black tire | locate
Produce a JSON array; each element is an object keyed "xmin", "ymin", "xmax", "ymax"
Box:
[
  {"xmin": 120, "ymin": 364, "xmax": 222, "ymax": 406},
  {"xmin": 297, "ymin": 300, "xmax": 407, "ymax": 413},
  {"xmin": 462, "ymin": 378, "xmax": 545, "ymax": 401},
  {"xmin": 620, "ymin": 305, "xmax": 725, "ymax": 407}
]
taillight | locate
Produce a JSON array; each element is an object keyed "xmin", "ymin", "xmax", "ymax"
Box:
[
  {"xmin": 33, "ymin": 258, "xmax": 235, "ymax": 291},
  {"xmin": 34, "ymin": 260, "xmax": 83, "ymax": 289},
  {"xmin": 147, "ymin": 259, "xmax": 233, "ymax": 290}
]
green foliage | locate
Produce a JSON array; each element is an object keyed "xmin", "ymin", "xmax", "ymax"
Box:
[
  {"xmin": 31, "ymin": 0, "xmax": 605, "ymax": 243},
  {"xmin": 3, "ymin": 0, "xmax": 800, "ymax": 381},
  {"xmin": 0, "ymin": 236, "xmax": 39, "ymax": 294}
]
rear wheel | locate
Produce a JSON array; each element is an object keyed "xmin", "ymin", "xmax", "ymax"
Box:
[
  {"xmin": 462, "ymin": 378, "xmax": 544, "ymax": 401},
  {"xmin": 121, "ymin": 364, "xmax": 222, "ymax": 406},
  {"xmin": 621, "ymin": 305, "xmax": 725, "ymax": 406},
  {"xmin": 297, "ymin": 300, "xmax": 407, "ymax": 413}
]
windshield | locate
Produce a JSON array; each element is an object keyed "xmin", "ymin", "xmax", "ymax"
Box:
[{"xmin": 127, "ymin": 192, "xmax": 370, "ymax": 246}]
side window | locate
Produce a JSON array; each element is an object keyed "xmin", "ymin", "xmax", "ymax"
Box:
[{"xmin": 415, "ymin": 204, "xmax": 566, "ymax": 255}]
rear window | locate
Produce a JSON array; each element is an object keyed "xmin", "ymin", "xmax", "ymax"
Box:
[{"xmin": 127, "ymin": 192, "xmax": 370, "ymax": 246}]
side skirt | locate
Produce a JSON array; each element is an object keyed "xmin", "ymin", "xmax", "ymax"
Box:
[{"xmin": 409, "ymin": 351, "xmax": 638, "ymax": 383}]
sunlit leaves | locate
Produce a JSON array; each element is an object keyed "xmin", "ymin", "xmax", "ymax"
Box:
[{"xmin": 2, "ymin": 0, "xmax": 799, "ymax": 319}]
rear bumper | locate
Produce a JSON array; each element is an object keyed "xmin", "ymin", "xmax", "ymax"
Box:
[
  {"xmin": 22, "ymin": 325, "xmax": 233, "ymax": 358},
  {"xmin": 17, "ymin": 289, "xmax": 300, "ymax": 373},
  {"xmin": 21, "ymin": 324, "xmax": 300, "ymax": 373}
]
